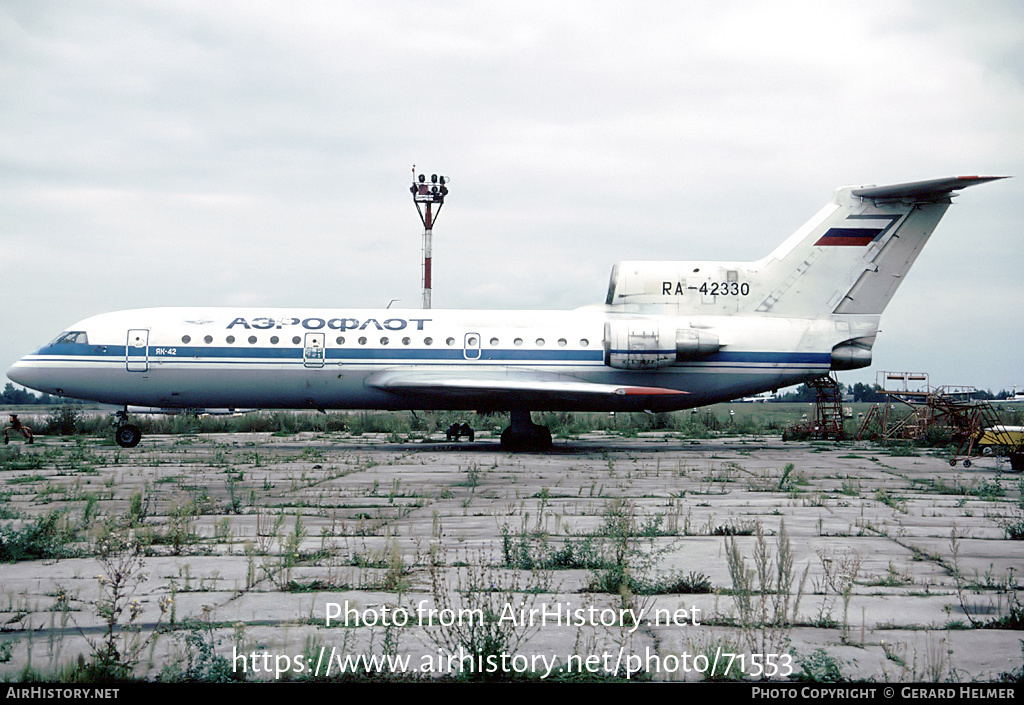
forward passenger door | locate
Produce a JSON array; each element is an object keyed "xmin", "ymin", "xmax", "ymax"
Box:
[{"xmin": 126, "ymin": 329, "xmax": 149, "ymax": 372}]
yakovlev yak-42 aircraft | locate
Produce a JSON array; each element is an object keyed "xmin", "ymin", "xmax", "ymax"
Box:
[{"xmin": 7, "ymin": 176, "xmax": 1005, "ymax": 450}]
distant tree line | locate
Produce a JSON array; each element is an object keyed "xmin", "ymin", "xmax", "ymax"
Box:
[
  {"xmin": 773, "ymin": 382, "xmax": 1014, "ymax": 403},
  {"xmin": 1, "ymin": 383, "xmax": 59, "ymax": 405},
  {"xmin": 773, "ymin": 382, "xmax": 890, "ymax": 403}
]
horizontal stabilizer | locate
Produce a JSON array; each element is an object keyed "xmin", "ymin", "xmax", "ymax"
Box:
[{"xmin": 852, "ymin": 176, "xmax": 1007, "ymax": 201}]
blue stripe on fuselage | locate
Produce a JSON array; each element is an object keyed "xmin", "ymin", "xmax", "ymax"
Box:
[{"xmin": 26, "ymin": 343, "xmax": 831, "ymax": 367}]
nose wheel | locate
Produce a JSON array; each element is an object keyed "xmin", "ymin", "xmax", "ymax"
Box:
[
  {"xmin": 116, "ymin": 424, "xmax": 142, "ymax": 448},
  {"xmin": 114, "ymin": 408, "xmax": 142, "ymax": 448}
]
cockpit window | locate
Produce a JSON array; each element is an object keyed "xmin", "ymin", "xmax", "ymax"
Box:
[{"xmin": 51, "ymin": 331, "xmax": 89, "ymax": 345}]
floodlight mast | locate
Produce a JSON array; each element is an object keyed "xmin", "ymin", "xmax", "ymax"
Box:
[{"xmin": 410, "ymin": 167, "xmax": 449, "ymax": 309}]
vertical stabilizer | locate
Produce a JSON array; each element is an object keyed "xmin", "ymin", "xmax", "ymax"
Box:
[
  {"xmin": 605, "ymin": 176, "xmax": 1004, "ymax": 318},
  {"xmin": 756, "ymin": 176, "xmax": 1003, "ymax": 317}
]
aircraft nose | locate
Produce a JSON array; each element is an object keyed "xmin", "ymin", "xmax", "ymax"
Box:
[{"xmin": 7, "ymin": 358, "xmax": 44, "ymax": 393}]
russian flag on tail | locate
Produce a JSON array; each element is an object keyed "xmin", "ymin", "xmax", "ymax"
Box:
[{"xmin": 814, "ymin": 227, "xmax": 884, "ymax": 246}]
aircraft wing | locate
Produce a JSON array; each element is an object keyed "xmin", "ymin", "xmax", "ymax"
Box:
[{"xmin": 365, "ymin": 368, "xmax": 688, "ymax": 407}]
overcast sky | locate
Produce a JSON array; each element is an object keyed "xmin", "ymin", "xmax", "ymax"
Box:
[{"xmin": 2, "ymin": 0, "xmax": 1021, "ymax": 395}]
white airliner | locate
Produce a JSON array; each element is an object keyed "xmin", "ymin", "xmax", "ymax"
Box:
[{"xmin": 7, "ymin": 176, "xmax": 1004, "ymax": 450}]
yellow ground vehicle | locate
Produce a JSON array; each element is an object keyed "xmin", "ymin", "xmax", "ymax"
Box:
[{"xmin": 974, "ymin": 425, "xmax": 1024, "ymax": 472}]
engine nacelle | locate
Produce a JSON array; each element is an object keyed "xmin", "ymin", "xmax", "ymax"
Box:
[
  {"xmin": 830, "ymin": 338, "xmax": 874, "ymax": 370},
  {"xmin": 831, "ymin": 338, "xmax": 872, "ymax": 370},
  {"xmin": 675, "ymin": 328, "xmax": 721, "ymax": 359},
  {"xmin": 604, "ymin": 321, "xmax": 720, "ymax": 370}
]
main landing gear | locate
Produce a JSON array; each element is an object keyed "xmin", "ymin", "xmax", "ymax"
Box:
[
  {"xmin": 446, "ymin": 422, "xmax": 475, "ymax": 442},
  {"xmin": 500, "ymin": 410, "xmax": 552, "ymax": 452},
  {"xmin": 114, "ymin": 408, "xmax": 142, "ymax": 448}
]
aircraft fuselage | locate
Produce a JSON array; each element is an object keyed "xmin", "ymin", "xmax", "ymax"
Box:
[{"xmin": 8, "ymin": 306, "xmax": 850, "ymax": 412}]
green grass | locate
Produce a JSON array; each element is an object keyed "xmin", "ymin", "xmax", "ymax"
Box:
[{"xmin": 0, "ymin": 404, "xmax": 882, "ymax": 442}]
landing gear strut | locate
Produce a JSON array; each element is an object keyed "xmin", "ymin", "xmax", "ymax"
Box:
[
  {"xmin": 500, "ymin": 410, "xmax": 552, "ymax": 452},
  {"xmin": 114, "ymin": 408, "xmax": 142, "ymax": 448}
]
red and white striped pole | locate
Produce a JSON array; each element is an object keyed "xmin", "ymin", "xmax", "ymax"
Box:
[
  {"xmin": 411, "ymin": 168, "xmax": 448, "ymax": 310},
  {"xmin": 422, "ymin": 200, "xmax": 433, "ymax": 309}
]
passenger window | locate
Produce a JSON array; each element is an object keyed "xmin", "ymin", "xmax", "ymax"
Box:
[
  {"xmin": 181, "ymin": 335, "xmax": 191, "ymax": 344},
  {"xmin": 292, "ymin": 336, "xmax": 301, "ymax": 345},
  {"xmin": 248, "ymin": 336, "xmax": 257, "ymax": 344},
  {"xmin": 446, "ymin": 337, "xmax": 455, "ymax": 346},
  {"xmin": 558, "ymin": 338, "xmax": 567, "ymax": 347},
  {"xmin": 226, "ymin": 335, "xmax": 235, "ymax": 344},
  {"xmin": 536, "ymin": 338, "xmax": 545, "ymax": 346},
  {"xmin": 271, "ymin": 336, "xmax": 280, "ymax": 345},
  {"xmin": 204, "ymin": 335, "xmax": 213, "ymax": 344},
  {"xmin": 380, "ymin": 337, "xmax": 389, "ymax": 345},
  {"xmin": 514, "ymin": 338, "xmax": 523, "ymax": 346},
  {"xmin": 336, "ymin": 336, "xmax": 345, "ymax": 345},
  {"xmin": 424, "ymin": 337, "xmax": 433, "ymax": 345},
  {"xmin": 580, "ymin": 339, "xmax": 589, "ymax": 347},
  {"xmin": 358, "ymin": 337, "xmax": 367, "ymax": 345},
  {"xmin": 402, "ymin": 337, "xmax": 411, "ymax": 345}
]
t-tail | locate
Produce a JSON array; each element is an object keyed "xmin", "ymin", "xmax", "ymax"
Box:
[
  {"xmin": 605, "ymin": 176, "xmax": 1006, "ymax": 370},
  {"xmin": 752, "ymin": 176, "xmax": 1006, "ymax": 318}
]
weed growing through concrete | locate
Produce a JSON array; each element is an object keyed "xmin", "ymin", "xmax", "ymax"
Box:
[
  {"xmin": 0, "ymin": 510, "xmax": 79, "ymax": 562},
  {"xmin": 65, "ymin": 524, "xmax": 173, "ymax": 680},
  {"xmin": 993, "ymin": 479, "xmax": 1024, "ymax": 539},
  {"xmin": 158, "ymin": 612, "xmax": 243, "ymax": 683},
  {"xmin": 422, "ymin": 546, "xmax": 551, "ymax": 681},
  {"xmin": 811, "ymin": 547, "xmax": 862, "ymax": 638},
  {"xmin": 793, "ymin": 647, "xmax": 849, "ymax": 682},
  {"xmin": 724, "ymin": 520, "xmax": 808, "ymax": 659}
]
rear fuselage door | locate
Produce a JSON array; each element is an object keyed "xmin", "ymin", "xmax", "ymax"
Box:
[
  {"xmin": 304, "ymin": 332, "xmax": 326, "ymax": 368},
  {"xmin": 126, "ymin": 329, "xmax": 150, "ymax": 372}
]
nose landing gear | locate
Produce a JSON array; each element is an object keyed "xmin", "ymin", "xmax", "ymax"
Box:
[{"xmin": 114, "ymin": 408, "xmax": 142, "ymax": 448}]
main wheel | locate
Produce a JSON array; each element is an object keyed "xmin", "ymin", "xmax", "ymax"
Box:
[
  {"xmin": 115, "ymin": 424, "xmax": 142, "ymax": 448},
  {"xmin": 1011, "ymin": 453, "xmax": 1023, "ymax": 473},
  {"xmin": 500, "ymin": 423, "xmax": 552, "ymax": 451}
]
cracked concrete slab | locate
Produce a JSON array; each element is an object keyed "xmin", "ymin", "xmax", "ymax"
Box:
[{"xmin": 1, "ymin": 431, "xmax": 1021, "ymax": 682}]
